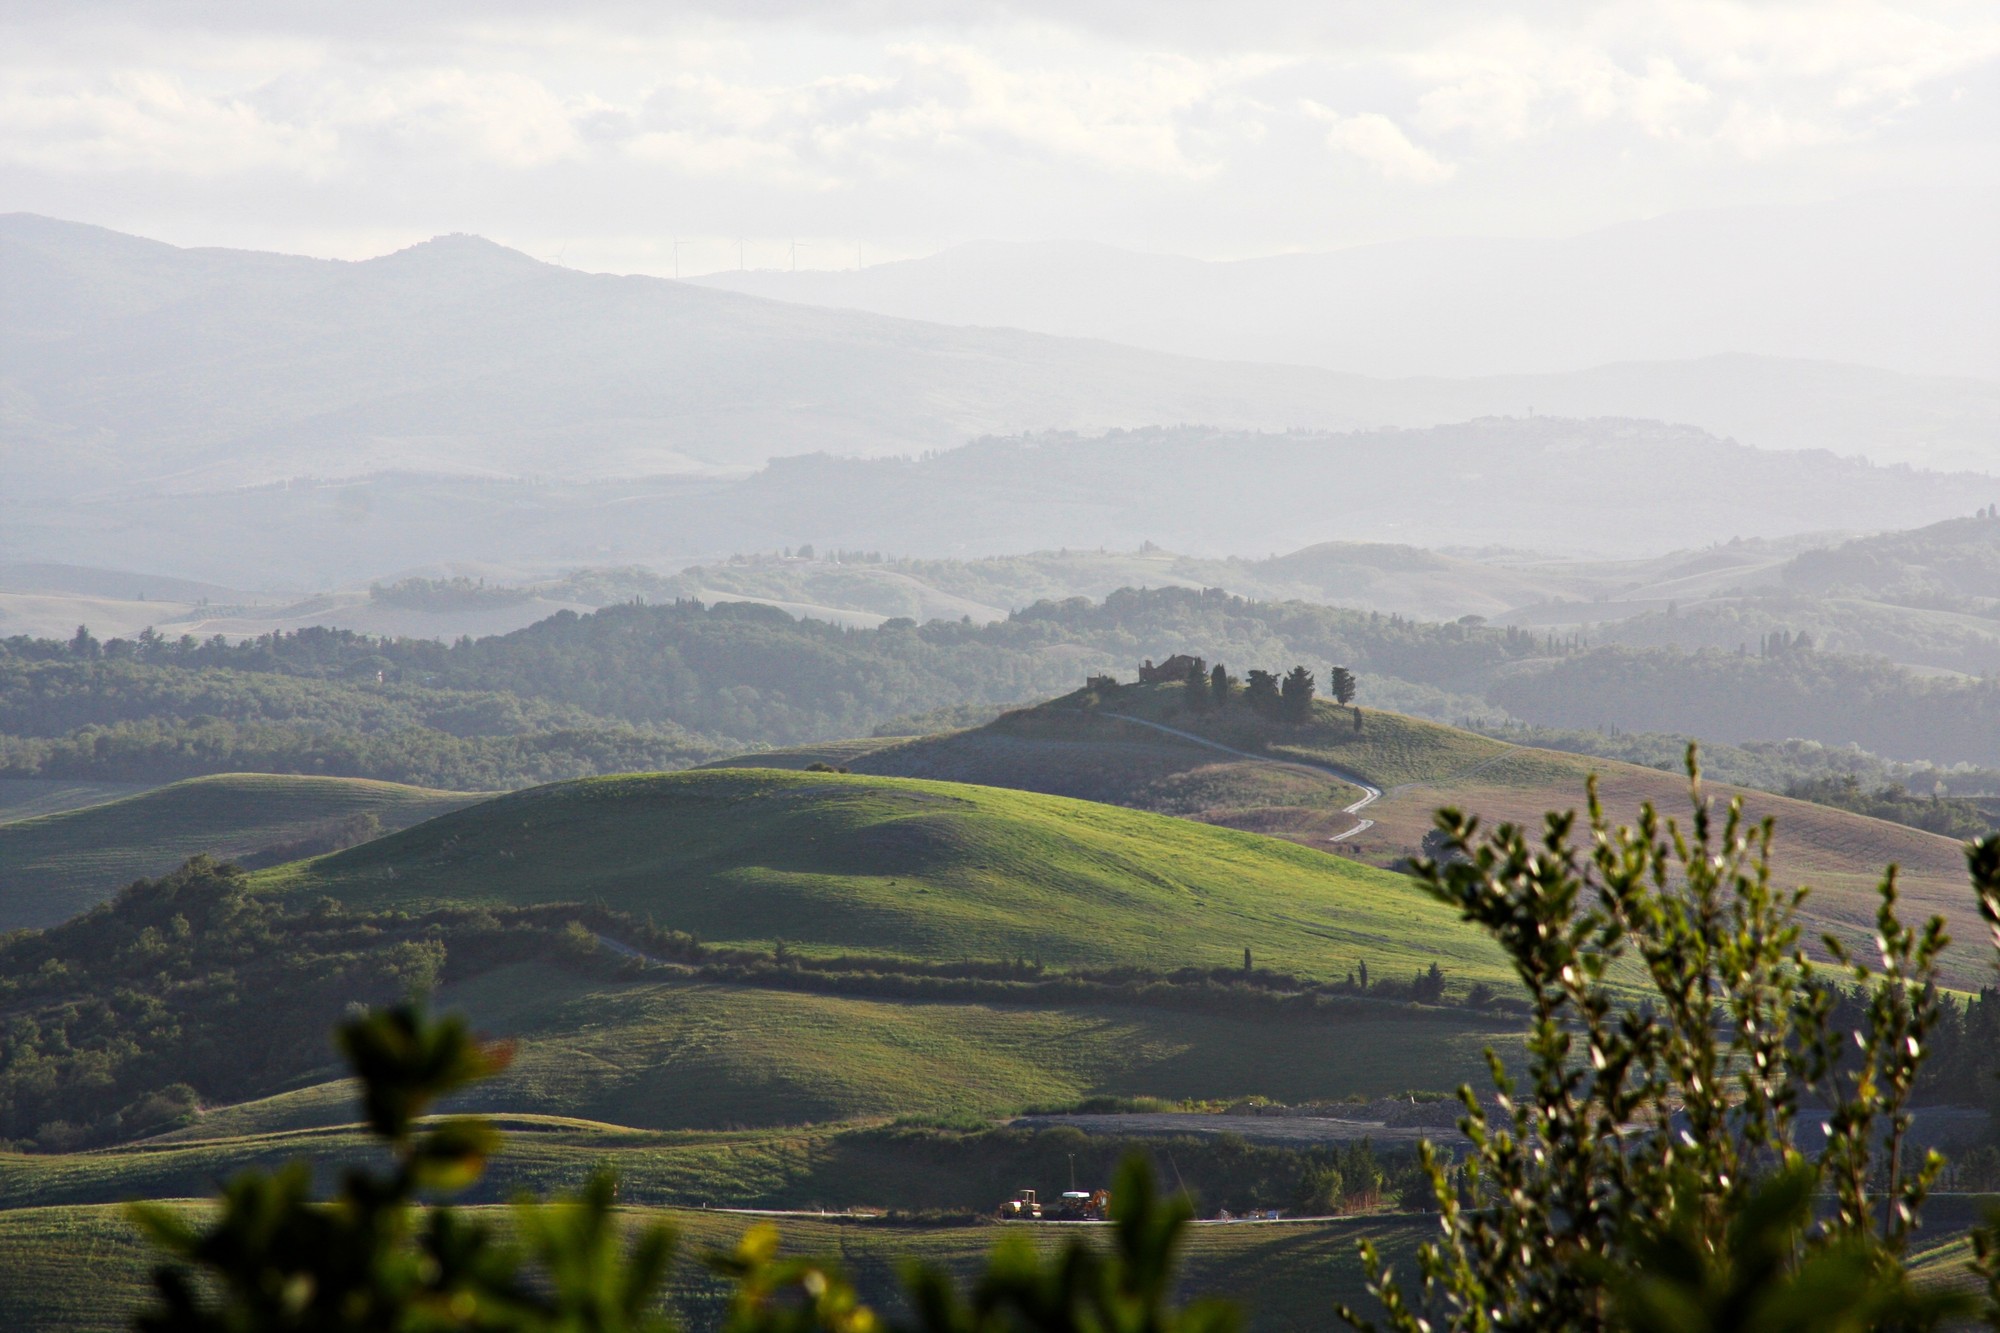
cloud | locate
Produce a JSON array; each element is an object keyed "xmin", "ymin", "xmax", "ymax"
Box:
[
  {"xmin": 0, "ymin": 70, "xmax": 336, "ymax": 175},
  {"xmin": 1299, "ymin": 102, "xmax": 1454, "ymax": 181},
  {"xmin": 0, "ymin": 0, "xmax": 1991, "ymax": 267}
]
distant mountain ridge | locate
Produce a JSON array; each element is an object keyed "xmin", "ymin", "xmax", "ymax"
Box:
[
  {"xmin": 0, "ymin": 212, "xmax": 1413, "ymax": 495},
  {"xmin": 696, "ymin": 189, "xmax": 1997, "ymax": 384},
  {"xmin": 5, "ymin": 212, "xmax": 1998, "ymax": 505},
  {"xmin": 5, "ymin": 213, "xmax": 1998, "ymax": 585}
]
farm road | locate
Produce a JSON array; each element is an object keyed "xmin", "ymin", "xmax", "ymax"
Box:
[
  {"xmin": 1101, "ymin": 714, "xmax": 1382, "ymax": 842},
  {"xmin": 1009, "ymin": 1112, "xmax": 1451, "ymax": 1147}
]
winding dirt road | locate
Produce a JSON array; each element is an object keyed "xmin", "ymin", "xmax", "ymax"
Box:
[{"xmin": 1101, "ymin": 713, "xmax": 1382, "ymax": 842}]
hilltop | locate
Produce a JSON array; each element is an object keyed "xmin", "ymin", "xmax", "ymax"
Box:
[{"xmin": 0, "ymin": 773, "xmax": 482, "ymax": 929}]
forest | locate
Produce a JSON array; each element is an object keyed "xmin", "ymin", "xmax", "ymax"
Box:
[
  {"xmin": 1490, "ymin": 643, "xmax": 2000, "ymax": 766},
  {"xmin": 0, "ymin": 591, "xmax": 1552, "ymax": 784},
  {"xmin": 8, "ymin": 586, "xmax": 1998, "ymax": 790}
]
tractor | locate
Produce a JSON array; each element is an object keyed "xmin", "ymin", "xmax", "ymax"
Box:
[
  {"xmin": 1051, "ymin": 1189, "xmax": 1112, "ymax": 1221},
  {"xmin": 997, "ymin": 1189, "xmax": 1042, "ymax": 1220}
]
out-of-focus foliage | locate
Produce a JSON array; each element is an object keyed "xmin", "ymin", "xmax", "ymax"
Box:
[
  {"xmin": 1341, "ymin": 756, "xmax": 1992, "ymax": 1333},
  {"xmin": 130, "ymin": 1002, "xmax": 1237, "ymax": 1333}
]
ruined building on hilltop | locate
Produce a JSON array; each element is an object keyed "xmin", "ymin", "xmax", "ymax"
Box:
[{"xmin": 1137, "ymin": 654, "xmax": 1204, "ymax": 683}]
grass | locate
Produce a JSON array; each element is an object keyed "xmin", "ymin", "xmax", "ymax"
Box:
[
  {"xmin": 712, "ymin": 712, "xmax": 1364, "ymax": 829},
  {"xmin": 0, "ymin": 773, "xmax": 484, "ymax": 929},
  {"xmin": 446, "ymin": 962, "xmax": 1517, "ymax": 1131},
  {"xmin": 0, "ymin": 1203, "xmax": 180, "ymax": 1333},
  {"xmin": 0, "ymin": 1198, "xmax": 1430, "ymax": 1333},
  {"xmin": 0, "ymin": 949, "xmax": 1519, "ymax": 1206},
  {"xmin": 708, "ymin": 684, "xmax": 1993, "ymax": 988},
  {"xmin": 1357, "ymin": 746, "xmax": 1992, "ymax": 987},
  {"xmin": 253, "ymin": 767, "xmax": 1509, "ymax": 985},
  {"xmin": 0, "ymin": 777, "xmax": 152, "ymax": 826},
  {"xmin": 0, "ymin": 958, "xmax": 1517, "ymax": 1202}
]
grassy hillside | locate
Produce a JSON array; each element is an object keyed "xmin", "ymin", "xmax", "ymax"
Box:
[
  {"xmin": 0, "ymin": 959, "xmax": 1515, "ymax": 1192},
  {"xmin": 0, "ymin": 776, "xmax": 149, "ymax": 825},
  {"xmin": 0, "ymin": 773, "xmax": 481, "ymax": 929},
  {"xmin": 707, "ymin": 712, "xmax": 1367, "ymax": 841},
  {"xmin": 448, "ymin": 962, "xmax": 1513, "ymax": 1131},
  {"xmin": 0, "ymin": 1195, "xmax": 1428, "ymax": 1333},
  {"xmin": 262, "ymin": 768, "xmax": 1509, "ymax": 985},
  {"xmin": 1110, "ymin": 690, "xmax": 1991, "ymax": 987},
  {"xmin": 715, "ymin": 684, "xmax": 1989, "ymax": 986}
]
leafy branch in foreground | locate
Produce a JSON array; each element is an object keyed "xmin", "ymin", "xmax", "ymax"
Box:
[
  {"xmin": 129, "ymin": 1003, "xmax": 1230, "ymax": 1333},
  {"xmin": 129, "ymin": 1005, "xmax": 686, "ymax": 1333},
  {"xmin": 1340, "ymin": 749, "xmax": 1990, "ymax": 1333}
]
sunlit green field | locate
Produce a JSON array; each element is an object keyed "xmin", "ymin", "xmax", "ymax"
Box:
[
  {"xmin": 255, "ymin": 767, "xmax": 1510, "ymax": 985},
  {"xmin": 0, "ymin": 772, "xmax": 482, "ymax": 929}
]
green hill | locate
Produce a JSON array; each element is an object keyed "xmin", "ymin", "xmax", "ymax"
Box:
[
  {"xmin": 712, "ymin": 683, "xmax": 1498, "ymax": 815},
  {"xmin": 710, "ymin": 683, "xmax": 1991, "ymax": 986},
  {"xmin": 0, "ymin": 773, "xmax": 482, "ymax": 929},
  {"xmin": 0, "ymin": 777, "xmax": 152, "ymax": 825},
  {"xmin": 260, "ymin": 767, "xmax": 1507, "ymax": 984},
  {"xmin": 443, "ymin": 960, "xmax": 1513, "ymax": 1131}
]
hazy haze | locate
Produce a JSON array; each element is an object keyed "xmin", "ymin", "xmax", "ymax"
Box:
[
  {"xmin": 698, "ymin": 190, "xmax": 1998, "ymax": 381},
  {"xmin": 4, "ymin": 1, "xmax": 1997, "ymax": 582},
  {"xmin": 2, "ymin": 2, "xmax": 1993, "ymax": 278}
]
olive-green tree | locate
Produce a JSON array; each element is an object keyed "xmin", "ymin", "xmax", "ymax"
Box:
[
  {"xmin": 1184, "ymin": 666, "xmax": 1210, "ymax": 712},
  {"xmin": 1280, "ymin": 666, "xmax": 1315, "ymax": 721},
  {"xmin": 1340, "ymin": 752, "xmax": 1985, "ymax": 1333}
]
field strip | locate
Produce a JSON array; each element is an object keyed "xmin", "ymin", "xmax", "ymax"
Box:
[
  {"xmin": 682, "ymin": 1205, "xmax": 1353, "ymax": 1227},
  {"xmin": 1385, "ymin": 747, "xmax": 1522, "ymax": 795},
  {"xmin": 1100, "ymin": 714, "xmax": 1382, "ymax": 841}
]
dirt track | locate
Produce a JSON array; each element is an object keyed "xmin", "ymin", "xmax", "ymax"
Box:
[{"xmin": 1008, "ymin": 1112, "xmax": 1448, "ymax": 1146}]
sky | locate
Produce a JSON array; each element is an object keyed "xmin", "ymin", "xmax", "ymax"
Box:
[{"xmin": 2, "ymin": 1, "xmax": 1995, "ymax": 276}]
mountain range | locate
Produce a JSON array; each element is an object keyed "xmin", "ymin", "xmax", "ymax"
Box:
[
  {"xmin": 4, "ymin": 211, "xmax": 1998, "ymax": 588},
  {"xmin": 696, "ymin": 189, "xmax": 1997, "ymax": 384}
]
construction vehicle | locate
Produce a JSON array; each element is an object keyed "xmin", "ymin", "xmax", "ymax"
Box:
[
  {"xmin": 997, "ymin": 1189, "xmax": 1042, "ymax": 1220},
  {"xmin": 1051, "ymin": 1189, "xmax": 1111, "ymax": 1221}
]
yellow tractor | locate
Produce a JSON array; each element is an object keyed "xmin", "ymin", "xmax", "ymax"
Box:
[{"xmin": 996, "ymin": 1189, "xmax": 1043, "ymax": 1220}]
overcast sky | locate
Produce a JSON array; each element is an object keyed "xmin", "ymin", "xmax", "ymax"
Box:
[{"xmin": 3, "ymin": 1, "xmax": 1994, "ymax": 275}]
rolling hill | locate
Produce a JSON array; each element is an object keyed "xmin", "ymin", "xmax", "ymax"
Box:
[
  {"xmin": 713, "ymin": 684, "xmax": 1990, "ymax": 987},
  {"xmin": 559, "ymin": 533, "xmax": 1829, "ymax": 631},
  {"xmin": 258, "ymin": 767, "xmax": 1508, "ymax": 985},
  {"xmin": 2, "ymin": 700, "xmax": 1990, "ymax": 1328},
  {"xmin": 0, "ymin": 777, "xmax": 151, "ymax": 825},
  {"xmin": 0, "ymin": 773, "xmax": 482, "ymax": 929}
]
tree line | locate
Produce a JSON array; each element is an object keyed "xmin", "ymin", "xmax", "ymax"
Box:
[
  {"xmin": 1150, "ymin": 654, "xmax": 1360, "ymax": 724},
  {"xmin": 5, "ymin": 585, "xmax": 1547, "ymax": 738},
  {"xmin": 1491, "ymin": 643, "xmax": 2000, "ymax": 766}
]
